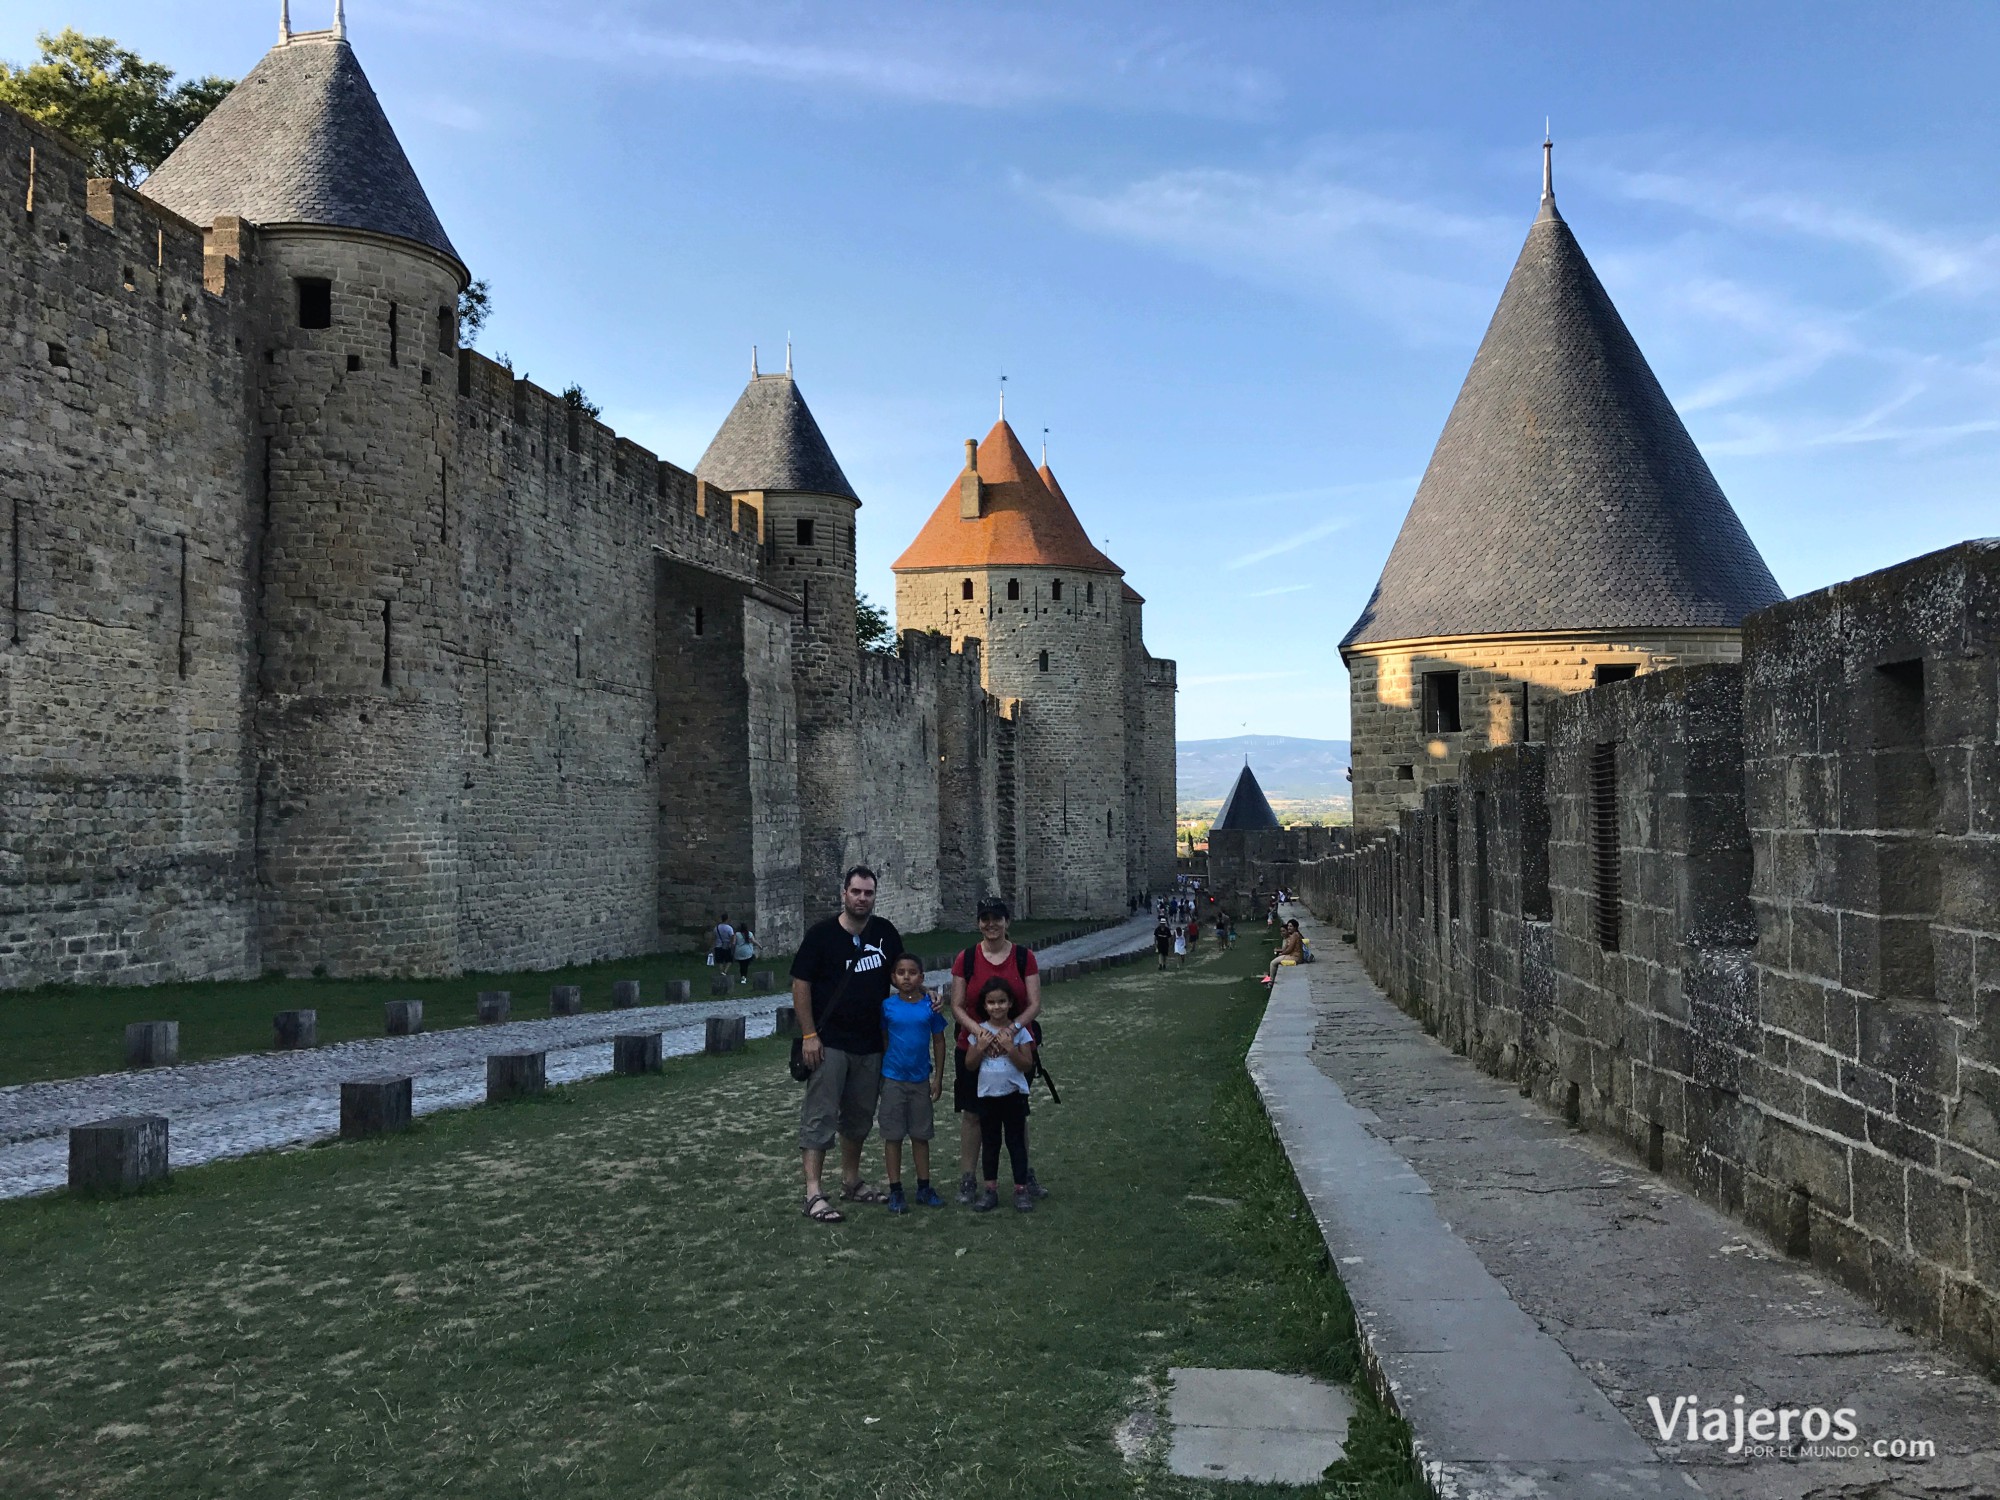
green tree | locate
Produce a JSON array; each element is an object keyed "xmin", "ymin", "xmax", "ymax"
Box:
[
  {"xmin": 561, "ymin": 384, "xmax": 601, "ymax": 420},
  {"xmin": 457, "ymin": 278, "xmax": 491, "ymax": 344},
  {"xmin": 0, "ymin": 30, "xmax": 232, "ymax": 186},
  {"xmin": 856, "ymin": 593, "xmax": 895, "ymax": 655}
]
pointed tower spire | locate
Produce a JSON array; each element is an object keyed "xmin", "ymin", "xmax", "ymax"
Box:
[
  {"xmin": 1214, "ymin": 764, "xmax": 1280, "ymax": 831},
  {"xmin": 1040, "ymin": 426, "xmax": 1048, "ymax": 466},
  {"xmin": 998, "ymin": 374, "xmax": 1006, "ymax": 421},
  {"xmin": 697, "ymin": 367, "xmax": 858, "ymax": 501},
  {"xmin": 280, "ymin": 0, "xmax": 292, "ymax": 44},
  {"xmin": 333, "ymin": 0, "xmax": 347, "ymax": 41},
  {"xmin": 785, "ymin": 335, "xmax": 793, "ymax": 376},
  {"xmin": 751, "ymin": 345, "xmax": 759, "ymax": 379},
  {"xmin": 1539, "ymin": 125, "xmax": 1559, "ymax": 222}
]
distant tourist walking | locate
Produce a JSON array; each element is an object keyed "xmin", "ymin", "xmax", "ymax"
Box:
[
  {"xmin": 1173, "ymin": 926, "xmax": 1188, "ymax": 965},
  {"xmin": 877, "ymin": 953, "xmax": 948, "ymax": 1213},
  {"xmin": 711, "ymin": 914, "xmax": 736, "ymax": 971},
  {"xmin": 965, "ymin": 978, "xmax": 1038, "ymax": 1213},
  {"xmin": 734, "ymin": 927, "xmax": 758, "ymax": 983},
  {"xmin": 788, "ymin": 866, "xmax": 903, "ymax": 1224},
  {"xmin": 948, "ymin": 898, "xmax": 1043, "ymax": 1204},
  {"xmin": 1154, "ymin": 915, "xmax": 1173, "ymax": 969}
]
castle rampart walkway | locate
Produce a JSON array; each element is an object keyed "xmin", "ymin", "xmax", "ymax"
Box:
[
  {"xmin": 0, "ymin": 915, "xmax": 1158, "ymax": 1201},
  {"xmin": 1255, "ymin": 907, "xmax": 2000, "ymax": 1500}
]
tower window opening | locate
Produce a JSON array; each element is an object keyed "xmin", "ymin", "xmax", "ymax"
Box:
[
  {"xmin": 1051, "ymin": 579, "xmax": 1063, "ymax": 601},
  {"xmin": 1107, "ymin": 809, "xmax": 1114, "ymax": 839},
  {"xmin": 346, "ymin": 354, "xmax": 362, "ymax": 372},
  {"xmin": 1086, "ymin": 581, "xmax": 1094, "ymax": 604},
  {"xmin": 1594, "ymin": 662, "xmax": 1638, "ymax": 686},
  {"xmin": 1421, "ymin": 670, "xmax": 1462, "ymax": 734},
  {"xmin": 796, "ymin": 518, "xmax": 814, "ymax": 547},
  {"xmin": 1007, "ymin": 579, "xmax": 1020, "ymax": 601},
  {"xmin": 296, "ymin": 277, "xmax": 331, "ymax": 329},
  {"xmin": 388, "ymin": 302, "xmax": 399, "ymax": 367},
  {"xmin": 1038, "ymin": 650, "xmax": 1049, "ymax": 672},
  {"xmin": 436, "ymin": 306, "xmax": 452, "ymax": 354},
  {"xmin": 693, "ymin": 606, "xmax": 705, "ymax": 637},
  {"xmin": 574, "ymin": 629, "xmax": 582, "ymax": 679},
  {"xmin": 381, "ymin": 600, "xmax": 393, "ymax": 686},
  {"xmin": 961, "ymin": 577, "xmax": 973, "ymax": 600}
]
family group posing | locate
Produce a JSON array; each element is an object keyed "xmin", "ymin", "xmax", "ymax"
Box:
[{"xmin": 788, "ymin": 868, "xmax": 1046, "ymax": 1224}]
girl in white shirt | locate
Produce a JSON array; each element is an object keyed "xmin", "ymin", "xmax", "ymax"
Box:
[{"xmin": 964, "ymin": 977, "xmax": 1036, "ymax": 1214}]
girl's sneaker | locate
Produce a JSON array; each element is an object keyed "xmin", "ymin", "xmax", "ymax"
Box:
[
  {"xmin": 886, "ymin": 1184, "xmax": 908, "ymax": 1214},
  {"xmin": 956, "ymin": 1172, "xmax": 977, "ymax": 1205},
  {"xmin": 1024, "ymin": 1167, "xmax": 1048, "ymax": 1199},
  {"xmin": 971, "ymin": 1188, "xmax": 1000, "ymax": 1213},
  {"xmin": 913, "ymin": 1182, "xmax": 946, "ymax": 1208},
  {"xmin": 1013, "ymin": 1185, "xmax": 1036, "ymax": 1213}
]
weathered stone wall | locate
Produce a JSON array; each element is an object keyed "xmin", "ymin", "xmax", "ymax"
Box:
[
  {"xmin": 1296, "ymin": 541, "xmax": 2000, "ymax": 1372},
  {"xmin": 0, "ymin": 113, "xmax": 259, "ymax": 986},
  {"xmin": 1347, "ymin": 629, "xmax": 1745, "ymax": 833}
]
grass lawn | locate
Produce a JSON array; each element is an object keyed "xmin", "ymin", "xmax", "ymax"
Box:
[
  {"xmin": 0, "ymin": 933, "xmax": 1421, "ymax": 1499},
  {"xmin": 0, "ymin": 918, "xmax": 1099, "ymax": 1088}
]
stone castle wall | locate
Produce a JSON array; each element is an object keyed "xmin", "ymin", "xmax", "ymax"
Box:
[
  {"xmin": 0, "ymin": 105, "xmax": 1172, "ymax": 988},
  {"xmin": 1347, "ymin": 629, "xmax": 1744, "ymax": 833},
  {"xmin": 1292, "ymin": 540, "xmax": 2000, "ymax": 1372},
  {"xmin": 0, "ymin": 114, "xmax": 260, "ymax": 986}
]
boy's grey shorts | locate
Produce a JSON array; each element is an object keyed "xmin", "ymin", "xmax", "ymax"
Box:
[{"xmin": 876, "ymin": 1076, "xmax": 936, "ymax": 1142}]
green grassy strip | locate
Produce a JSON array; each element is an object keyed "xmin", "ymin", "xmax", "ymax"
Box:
[
  {"xmin": 0, "ymin": 918, "xmax": 1096, "ymax": 1087},
  {"xmin": 0, "ymin": 931, "xmax": 1420, "ymax": 1498}
]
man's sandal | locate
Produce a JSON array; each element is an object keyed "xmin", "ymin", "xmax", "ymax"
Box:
[
  {"xmin": 803, "ymin": 1192, "xmax": 844, "ymax": 1223},
  {"xmin": 839, "ymin": 1180, "xmax": 888, "ymax": 1204}
]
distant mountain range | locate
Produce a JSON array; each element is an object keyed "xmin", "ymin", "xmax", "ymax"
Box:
[{"xmin": 1177, "ymin": 735, "xmax": 1351, "ymax": 801}]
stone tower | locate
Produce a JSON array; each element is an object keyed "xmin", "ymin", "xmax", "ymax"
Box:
[
  {"xmin": 1341, "ymin": 144, "xmax": 1784, "ymax": 833},
  {"xmin": 894, "ymin": 420, "xmax": 1135, "ymax": 918},
  {"xmin": 144, "ymin": 11, "xmax": 470, "ymax": 972},
  {"xmin": 695, "ymin": 357, "xmax": 862, "ymax": 914}
]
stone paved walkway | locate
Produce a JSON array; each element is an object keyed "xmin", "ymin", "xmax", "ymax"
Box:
[
  {"xmin": 1265, "ymin": 905, "xmax": 2000, "ymax": 1500},
  {"xmin": 0, "ymin": 915, "xmax": 1158, "ymax": 1199}
]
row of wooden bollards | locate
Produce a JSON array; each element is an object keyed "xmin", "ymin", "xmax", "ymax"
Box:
[
  {"xmin": 71, "ymin": 937, "xmax": 1144, "ymax": 1195},
  {"xmin": 118, "ymin": 974, "xmax": 789, "ymax": 1070},
  {"xmin": 68, "ymin": 1004, "xmax": 794, "ymax": 1196}
]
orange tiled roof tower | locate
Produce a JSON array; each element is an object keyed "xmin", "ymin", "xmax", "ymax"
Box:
[{"xmin": 894, "ymin": 418, "xmax": 1176, "ymax": 916}]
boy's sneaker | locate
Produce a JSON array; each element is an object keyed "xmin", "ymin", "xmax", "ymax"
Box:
[
  {"xmin": 913, "ymin": 1182, "xmax": 946, "ymax": 1208},
  {"xmin": 1024, "ymin": 1167, "xmax": 1048, "ymax": 1199},
  {"xmin": 1013, "ymin": 1185, "xmax": 1036, "ymax": 1213},
  {"xmin": 886, "ymin": 1184, "xmax": 908, "ymax": 1215},
  {"xmin": 956, "ymin": 1172, "xmax": 977, "ymax": 1205},
  {"xmin": 971, "ymin": 1188, "xmax": 1000, "ymax": 1214}
]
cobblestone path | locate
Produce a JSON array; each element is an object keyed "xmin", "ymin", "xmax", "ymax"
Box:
[{"xmin": 0, "ymin": 914, "xmax": 1157, "ymax": 1198}]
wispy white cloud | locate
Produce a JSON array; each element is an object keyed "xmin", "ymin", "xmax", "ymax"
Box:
[
  {"xmin": 387, "ymin": 1, "xmax": 1279, "ymax": 118},
  {"xmin": 1245, "ymin": 583, "xmax": 1312, "ymax": 597},
  {"xmin": 1227, "ymin": 515, "xmax": 1352, "ymax": 569},
  {"xmin": 1025, "ymin": 156, "xmax": 1512, "ymax": 339}
]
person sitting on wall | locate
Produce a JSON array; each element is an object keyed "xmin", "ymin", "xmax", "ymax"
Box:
[
  {"xmin": 1262, "ymin": 920, "xmax": 1305, "ymax": 984},
  {"xmin": 789, "ymin": 866, "xmax": 903, "ymax": 1224}
]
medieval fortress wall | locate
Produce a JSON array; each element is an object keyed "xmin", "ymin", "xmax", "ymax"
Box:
[{"xmin": 0, "ymin": 98, "xmax": 1177, "ymax": 990}]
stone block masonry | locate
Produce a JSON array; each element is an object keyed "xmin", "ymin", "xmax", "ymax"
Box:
[{"xmin": 1292, "ymin": 540, "xmax": 2000, "ymax": 1373}]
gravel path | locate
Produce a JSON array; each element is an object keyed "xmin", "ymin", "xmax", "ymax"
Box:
[{"xmin": 0, "ymin": 914, "xmax": 1158, "ymax": 1198}]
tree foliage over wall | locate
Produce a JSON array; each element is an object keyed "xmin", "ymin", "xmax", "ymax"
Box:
[
  {"xmin": 857, "ymin": 593, "xmax": 895, "ymax": 655},
  {"xmin": 0, "ymin": 30, "xmax": 232, "ymax": 185}
]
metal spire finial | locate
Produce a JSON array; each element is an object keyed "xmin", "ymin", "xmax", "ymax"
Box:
[
  {"xmin": 1542, "ymin": 122, "xmax": 1553, "ymax": 201},
  {"xmin": 751, "ymin": 345, "xmax": 759, "ymax": 379},
  {"xmin": 280, "ymin": 0, "xmax": 292, "ymax": 43},
  {"xmin": 785, "ymin": 334, "xmax": 792, "ymax": 376},
  {"xmin": 332, "ymin": 0, "xmax": 346, "ymax": 40},
  {"xmin": 998, "ymin": 374, "xmax": 1006, "ymax": 421},
  {"xmin": 1041, "ymin": 426, "xmax": 1048, "ymax": 466}
]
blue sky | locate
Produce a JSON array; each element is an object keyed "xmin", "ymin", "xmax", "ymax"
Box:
[{"xmin": 11, "ymin": 2, "xmax": 2000, "ymax": 740}]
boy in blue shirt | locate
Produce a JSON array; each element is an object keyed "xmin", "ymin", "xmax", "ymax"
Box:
[{"xmin": 879, "ymin": 952, "xmax": 949, "ymax": 1212}]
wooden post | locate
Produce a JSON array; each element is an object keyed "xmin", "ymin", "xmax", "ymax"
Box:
[
  {"xmin": 664, "ymin": 980, "xmax": 692, "ymax": 1002},
  {"xmin": 750, "ymin": 969, "xmax": 777, "ymax": 991},
  {"xmin": 68, "ymin": 1115, "xmax": 169, "ymax": 1193},
  {"xmin": 613, "ymin": 1032, "xmax": 663, "ymax": 1075},
  {"xmin": 486, "ymin": 1050, "xmax": 546, "ymax": 1102},
  {"xmin": 611, "ymin": 980, "xmax": 642, "ymax": 1009},
  {"xmin": 273, "ymin": 1009, "xmax": 317, "ymax": 1050},
  {"xmin": 477, "ymin": 991, "xmax": 510, "ymax": 1024},
  {"xmin": 550, "ymin": 985, "xmax": 582, "ymax": 1016},
  {"xmin": 704, "ymin": 1015, "xmax": 746, "ymax": 1054},
  {"xmin": 340, "ymin": 1076, "xmax": 413, "ymax": 1139},
  {"xmin": 124, "ymin": 1021, "xmax": 178, "ymax": 1068},
  {"xmin": 774, "ymin": 1005, "xmax": 799, "ymax": 1036},
  {"xmin": 384, "ymin": 999, "xmax": 423, "ymax": 1036}
]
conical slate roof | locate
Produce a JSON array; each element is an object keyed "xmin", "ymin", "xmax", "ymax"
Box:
[
  {"xmin": 894, "ymin": 421, "xmax": 1120, "ymax": 574},
  {"xmin": 142, "ymin": 31, "xmax": 460, "ymax": 270},
  {"xmin": 1341, "ymin": 175, "xmax": 1783, "ymax": 651},
  {"xmin": 1213, "ymin": 765, "xmax": 1280, "ymax": 831},
  {"xmin": 696, "ymin": 373, "xmax": 858, "ymax": 502}
]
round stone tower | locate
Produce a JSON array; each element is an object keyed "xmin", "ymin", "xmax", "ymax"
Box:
[
  {"xmin": 894, "ymin": 420, "xmax": 1129, "ymax": 918},
  {"xmin": 695, "ymin": 354, "xmax": 863, "ymax": 914},
  {"xmin": 144, "ymin": 11, "xmax": 468, "ymax": 974},
  {"xmin": 1340, "ymin": 142, "xmax": 1785, "ymax": 833}
]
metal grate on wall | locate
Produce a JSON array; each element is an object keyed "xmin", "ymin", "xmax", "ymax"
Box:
[{"xmin": 1589, "ymin": 741, "xmax": 1620, "ymax": 950}]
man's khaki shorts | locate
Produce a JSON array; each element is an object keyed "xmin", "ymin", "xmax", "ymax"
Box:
[
  {"xmin": 877, "ymin": 1076, "xmax": 936, "ymax": 1142},
  {"xmin": 800, "ymin": 1046, "xmax": 882, "ymax": 1151}
]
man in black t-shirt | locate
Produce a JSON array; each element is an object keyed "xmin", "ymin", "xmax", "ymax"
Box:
[{"xmin": 788, "ymin": 865, "xmax": 903, "ymax": 1223}]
